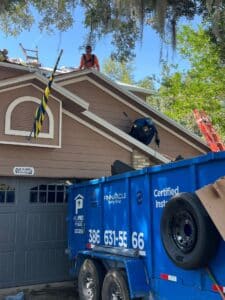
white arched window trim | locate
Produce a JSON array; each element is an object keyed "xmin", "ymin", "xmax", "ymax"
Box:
[{"xmin": 5, "ymin": 96, "xmax": 54, "ymax": 139}]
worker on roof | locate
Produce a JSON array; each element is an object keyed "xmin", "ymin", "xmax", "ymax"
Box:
[{"xmin": 79, "ymin": 45, "xmax": 100, "ymax": 71}]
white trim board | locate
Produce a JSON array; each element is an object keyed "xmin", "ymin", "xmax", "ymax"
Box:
[
  {"xmin": 5, "ymin": 96, "xmax": 54, "ymax": 139},
  {"xmin": 82, "ymin": 110, "xmax": 169, "ymax": 163},
  {"xmin": 0, "ymin": 82, "xmax": 62, "ymax": 104},
  {"xmin": 0, "ymin": 140, "xmax": 61, "ymax": 149},
  {"xmin": 63, "ymin": 109, "xmax": 132, "ymax": 152},
  {"xmin": 2, "ymin": 90, "xmax": 62, "ymax": 148},
  {"xmin": 0, "ymin": 61, "xmax": 34, "ymax": 72},
  {"xmin": 35, "ymin": 72, "xmax": 89, "ymax": 111},
  {"xmin": 0, "ymin": 73, "xmax": 36, "ymax": 87},
  {"xmin": 116, "ymin": 80, "xmax": 154, "ymax": 95},
  {"xmin": 0, "ymin": 72, "xmax": 89, "ymax": 111}
]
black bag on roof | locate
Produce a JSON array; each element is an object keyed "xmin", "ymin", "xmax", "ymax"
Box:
[{"xmin": 129, "ymin": 117, "xmax": 160, "ymax": 146}]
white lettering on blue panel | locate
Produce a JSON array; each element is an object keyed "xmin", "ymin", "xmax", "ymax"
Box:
[
  {"xmin": 104, "ymin": 192, "xmax": 127, "ymax": 204},
  {"xmin": 154, "ymin": 186, "xmax": 180, "ymax": 208}
]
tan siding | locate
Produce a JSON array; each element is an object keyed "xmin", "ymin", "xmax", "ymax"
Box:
[
  {"xmin": 0, "ymin": 66, "xmax": 30, "ymax": 80},
  {"xmin": 63, "ymin": 80, "xmax": 203, "ymax": 159},
  {"xmin": 0, "ymin": 114, "xmax": 131, "ymax": 178},
  {"xmin": 63, "ymin": 80, "xmax": 141, "ymax": 132},
  {"xmin": 155, "ymin": 127, "xmax": 201, "ymax": 160},
  {"xmin": 11, "ymin": 101, "xmax": 49, "ymax": 132},
  {"xmin": 0, "ymin": 85, "xmax": 60, "ymax": 146}
]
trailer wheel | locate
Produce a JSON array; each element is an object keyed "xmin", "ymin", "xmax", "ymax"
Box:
[
  {"xmin": 78, "ymin": 259, "xmax": 104, "ymax": 300},
  {"xmin": 160, "ymin": 192, "xmax": 220, "ymax": 270},
  {"xmin": 102, "ymin": 270, "xmax": 130, "ymax": 300}
]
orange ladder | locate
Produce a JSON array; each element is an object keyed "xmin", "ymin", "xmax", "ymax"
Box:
[{"xmin": 193, "ymin": 109, "xmax": 225, "ymax": 152}]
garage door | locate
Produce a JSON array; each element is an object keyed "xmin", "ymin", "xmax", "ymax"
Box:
[{"xmin": 0, "ymin": 177, "xmax": 70, "ymax": 288}]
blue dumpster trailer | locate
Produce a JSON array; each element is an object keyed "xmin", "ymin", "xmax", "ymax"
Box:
[{"xmin": 67, "ymin": 151, "xmax": 225, "ymax": 299}]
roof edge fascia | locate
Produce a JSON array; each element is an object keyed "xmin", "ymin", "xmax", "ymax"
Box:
[
  {"xmin": 0, "ymin": 72, "xmax": 89, "ymax": 111},
  {"xmin": 35, "ymin": 72, "xmax": 89, "ymax": 111},
  {"xmin": 0, "ymin": 61, "xmax": 34, "ymax": 72},
  {"xmin": 116, "ymin": 81, "xmax": 154, "ymax": 95}
]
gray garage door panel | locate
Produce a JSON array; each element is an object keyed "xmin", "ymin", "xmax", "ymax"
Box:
[
  {"xmin": 0, "ymin": 251, "xmax": 15, "ymax": 284},
  {"xmin": 0, "ymin": 212, "xmax": 16, "ymax": 246},
  {"xmin": 0, "ymin": 177, "xmax": 70, "ymax": 288},
  {"xmin": 26, "ymin": 211, "xmax": 66, "ymax": 242},
  {"xmin": 25, "ymin": 247, "xmax": 69, "ymax": 281}
]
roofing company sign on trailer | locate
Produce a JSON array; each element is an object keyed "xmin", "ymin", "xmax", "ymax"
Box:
[{"xmin": 67, "ymin": 151, "xmax": 225, "ymax": 299}]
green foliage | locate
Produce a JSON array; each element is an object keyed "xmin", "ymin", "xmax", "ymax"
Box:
[
  {"xmin": 33, "ymin": 0, "xmax": 77, "ymax": 33},
  {"xmin": 0, "ymin": 1, "xmax": 34, "ymax": 35},
  {"xmin": 0, "ymin": 0, "xmax": 210, "ymax": 61},
  {"xmin": 159, "ymin": 25, "xmax": 225, "ymax": 139},
  {"xmin": 1, "ymin": 1, "xmax": 225, "ymax": 64},
  {"xmin": 137, "ymin": 76, "xmax": 155, "ymax": 90},
  {"xmin": 102, "ymin": 58, "xmax": 156, "ymax": 92},
  {"xmin": 136, "ymin": 76, "xmax": 162, "ymax": 109},
  {"xmin": 102, "ymin": 58, "xmax": 134, "ymax": 84},
  {"xmin": 0, "ymin": 0, "xmax": 77, "ymax": 35}
]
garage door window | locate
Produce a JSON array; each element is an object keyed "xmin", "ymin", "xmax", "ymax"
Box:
[
  {"xmin": 30, "ymin": 184, "xmax": 67, "ymax": 204},
  {"xmin": 0, "ymin": 184, "xmax": 15, "ymax": 203}
]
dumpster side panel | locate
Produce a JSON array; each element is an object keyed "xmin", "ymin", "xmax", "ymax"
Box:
[
  {"xmin": 102, "ymin": 178, "xmax": 130, "ymax": 248},
  {"xmin": 86, "ymin": 183, "xmax": 103, "ymax": 247},
  {"xmin": 197, "ymin": 156, "xmax": 225, "ymax": 187},
  {"xmin": 68, "ymin": 186, "xmax": 87, "ymax": 258},
  {"xmin": 151, "ymin": 278, "xmax": 221, "ymax": 300},
  {"xmin": 151, "ymin": 165, "xmax": 202, "ymax": 288},
  {"xmin": 130, "ymin": 173, "xmax": 152, "ymax": 273}
]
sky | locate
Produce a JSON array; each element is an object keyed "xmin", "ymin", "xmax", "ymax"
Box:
[{"xmin": 0, "ymin": 6, "xmax": 192, "ymax": 82}]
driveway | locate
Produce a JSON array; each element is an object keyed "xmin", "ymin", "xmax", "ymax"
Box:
[{"xmin": 0, "ymin": 282, "xmax": 78, "ymax": 300}]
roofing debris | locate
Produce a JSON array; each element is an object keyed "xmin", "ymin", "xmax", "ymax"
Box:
[{"xmin": 0, "ymin": 47, "xmax": 77, "ymax": 76}]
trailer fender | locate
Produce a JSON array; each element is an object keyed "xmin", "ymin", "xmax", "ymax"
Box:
[{"xmin": 76, "ymin": 250, "xmax": 150, "ymax": 299}]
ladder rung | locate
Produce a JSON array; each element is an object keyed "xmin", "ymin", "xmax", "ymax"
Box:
[{"xmin": 193, "ymin": 109, "xmax": 225, "ymax": 152}]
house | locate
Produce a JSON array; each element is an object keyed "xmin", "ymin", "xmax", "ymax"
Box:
[{"xmin": 0, "ymin": 61, "xmax": 209, "ymax": 288}]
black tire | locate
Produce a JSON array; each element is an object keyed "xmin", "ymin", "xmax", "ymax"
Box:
[
  {"xmin": 160, "ymin": 192, "xmax": 220, "ymax": 270},
  {"xmin": 78, "ymin": 259, "xmax": 104, "ymax": 300},
  {"xmin": 102, "ymin": 270, "xmax": 130, "ymax": 300}
]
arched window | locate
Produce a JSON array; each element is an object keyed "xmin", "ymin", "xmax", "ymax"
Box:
[{"xmin": 5, "ymin": 96, "xmax": 54, "ymax": 139}]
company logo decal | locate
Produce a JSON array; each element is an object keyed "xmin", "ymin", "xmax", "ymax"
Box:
[
  {"xmin": 104, "ymin": 192, "xmax": 127, "ymax": 204},
  {"xmin": 75, "ymin": 194, "xmax": 84, "ymax": 214}
]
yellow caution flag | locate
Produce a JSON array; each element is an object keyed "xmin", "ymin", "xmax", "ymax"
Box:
[{"xmin": 29, "ymin": 49, "xmax": 63, "ymax": 139}]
